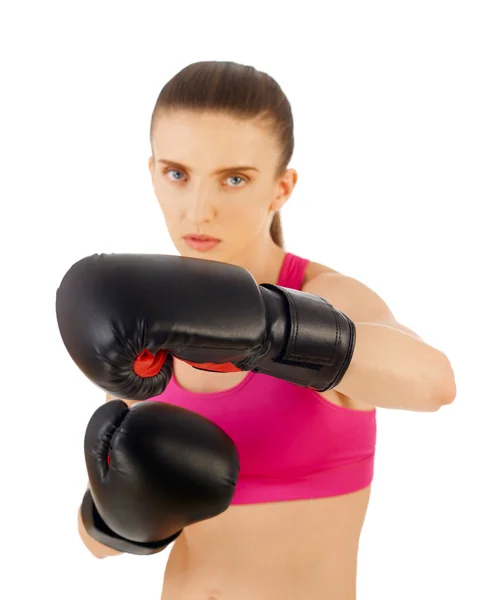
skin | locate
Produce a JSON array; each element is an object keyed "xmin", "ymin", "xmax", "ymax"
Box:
[{"xmin": 148, "ymin": 110, "xmax": 296, "ymax": 282}]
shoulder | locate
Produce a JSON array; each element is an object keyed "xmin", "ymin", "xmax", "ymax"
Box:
[
  {"xmin": 301, "ymin": 259, "xmax": 342, "ymax": 286},
  {"xmin": 302, "ymin": 261, "xmax": 422, "ymax": 340},
  {"xmin": 302, "ymin": 267, "xmax": 390, "ymax": 324}
]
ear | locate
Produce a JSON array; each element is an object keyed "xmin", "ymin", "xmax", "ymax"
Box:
[
  {"xmin": 270, "ymin": 168, "xmax": 298, "ymax": 211},
  {"xmin": 148, "ymin": 156, "xmax": 154, "ymax": 176}
]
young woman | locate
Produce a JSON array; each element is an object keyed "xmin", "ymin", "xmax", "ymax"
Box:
[{"xmin": 72, "ymin": 61, "xmax": 456, "ymax": 599}]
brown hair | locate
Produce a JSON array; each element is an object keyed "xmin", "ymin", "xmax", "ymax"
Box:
[{"xmin": 149, "ymin": 61, "xmax": 294, "ymax": 248}]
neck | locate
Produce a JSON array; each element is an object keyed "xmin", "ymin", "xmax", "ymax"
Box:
[{"xmin": 228, "ymin": 238, "xmax": 286, "ymax": 285}]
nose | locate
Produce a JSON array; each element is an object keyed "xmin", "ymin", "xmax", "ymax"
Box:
[{"xmin": 185, "ymin": 185, "xmax": 217, "ymax": 226}]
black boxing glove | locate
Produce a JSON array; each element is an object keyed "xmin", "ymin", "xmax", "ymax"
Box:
[
  {"xmin": 81, "ymin": 400, "xmax": 239, "ymax": 555},
  {"xmin": 56, "ymin": 253, "xmax": 355, "ymax": 401}
]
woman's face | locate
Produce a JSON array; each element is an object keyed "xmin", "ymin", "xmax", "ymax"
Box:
[{"xmin": 148, "ymin": 110, "xmax": 296, "ymax": 263}]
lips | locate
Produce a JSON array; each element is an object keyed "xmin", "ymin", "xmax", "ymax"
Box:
[
  {"xmin": 184, "ymin": 234, "xmax": 220, "ymax": 242},
  {"xmin": 183, "ymin": 234, "xmax": 221, "ymax": 252}
]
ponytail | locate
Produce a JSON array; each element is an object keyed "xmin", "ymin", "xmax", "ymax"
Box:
[{"xmin": 269, "ymin": 211, "xmax": 284, "ymax": 248}]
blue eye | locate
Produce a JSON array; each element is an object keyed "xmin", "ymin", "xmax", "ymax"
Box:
[
  {"xmin": 227, "ymin": 176, "xmax": 246, "ymax": 187},
  {"xmin": 166, "ymin": 169, "xmax": 184, "ymax": 181}
]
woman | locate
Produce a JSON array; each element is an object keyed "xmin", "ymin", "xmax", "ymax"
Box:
[{"xmin": 76, "ymin": 61, "xmax": 456, "ymax": 599}]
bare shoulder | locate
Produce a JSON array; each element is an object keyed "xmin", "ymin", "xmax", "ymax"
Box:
[
  {"xmin": 302, "ymin": 261, "xmax": 420, "ymax": 336},
  {"xmin": 302, "ymin": 265, "xmax": 388, "ymax": 324},
  {"xmin": 302, "ymin": 260, "xmax": 342, "ymax": 286},
  {"xmin": 303, "ymin": 267, "xmax": 423, "ymax": 342}
]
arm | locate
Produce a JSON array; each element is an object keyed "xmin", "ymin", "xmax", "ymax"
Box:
[
  {"xmin": 303, "ymin": 273, "xmax": 457, "ymax": 412},
  {"xmin": 56, "ymin": 253, "xmax": 455, "ymax": 408}
]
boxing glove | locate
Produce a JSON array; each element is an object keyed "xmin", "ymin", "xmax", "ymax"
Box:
[
  {"xmin": 56, "ymin": 253, "xmax": 355, "ymax": 401},
  {"xmin": 81, "ymin": 399, "xmax": 239, "ymax": 555}
]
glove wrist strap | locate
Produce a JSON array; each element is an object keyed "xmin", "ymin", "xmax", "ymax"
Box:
[
  {"xmin": 255, "ymin": 284, "xmax": 356, "ymax": 391},
  {"xmin": 80, "ymin": 489, "xmax": 182, "ymax": 556}
]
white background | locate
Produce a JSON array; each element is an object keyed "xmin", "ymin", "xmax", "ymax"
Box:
[{"xmin": 1, "ymin": 1, "xmax": 495, "ymax": 598}]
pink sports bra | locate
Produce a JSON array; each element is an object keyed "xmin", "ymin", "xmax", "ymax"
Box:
[{"xmin": 151, "ymin": 253, "xmax": 377, "ymax": 504}]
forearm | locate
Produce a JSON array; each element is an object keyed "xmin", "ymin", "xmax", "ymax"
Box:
[{"xmin": 334, "ymin": 322, "xmax": 456, "ymax": 411}]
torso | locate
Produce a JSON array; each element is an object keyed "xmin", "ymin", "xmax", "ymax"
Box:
[{"xmin": 160, "ymin": 259, "xmax": 374, "ymax": 600}]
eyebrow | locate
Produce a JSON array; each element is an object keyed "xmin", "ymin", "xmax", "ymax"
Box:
[{"xmin": 157, "ymin": 159, "xmax": 259, "ymax": 175}]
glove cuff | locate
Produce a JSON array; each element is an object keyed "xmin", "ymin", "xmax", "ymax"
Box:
[
  {"xmin": 80, "ymin": 489, "xmax": 182, "ymax": 556},
  {"xmin": 256, "ymin": 284, "xmax": 356, "ymax": 391}
]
